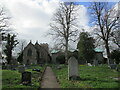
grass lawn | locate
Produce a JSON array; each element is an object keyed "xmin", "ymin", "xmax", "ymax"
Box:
[
  {"xmin": 2, "ymin": 65, "xmax": 46, "ymax": 89},
  {"xmin": 52, "ymin": 64, "xmax": 120, "ymax": 88}
]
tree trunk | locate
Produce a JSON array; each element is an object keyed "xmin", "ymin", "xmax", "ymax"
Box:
[
  {"xmin": 65, "ymin": 39, "xmax": 68, "ymax": 64},
  {"xmin": 105, "ymin": 41, "xmax": 114, "ymax": 64},
  {"xmin": 0, "ymin": 34, "xmax": 2, "ymax": 60},
  {"xmin": 7, "ymin": 49, "xmax": 12, "ymax": 64}
]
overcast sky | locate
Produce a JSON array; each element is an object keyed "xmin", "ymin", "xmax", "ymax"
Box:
[{"xmin": 0, "ymin": 0, "xmax": 118, "ymax": 50}]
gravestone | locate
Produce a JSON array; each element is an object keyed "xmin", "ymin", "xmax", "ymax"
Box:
[
  {"xmin": 6, "ymin": 65, "xmax": 11, "ymax": 69},
  {"xmin": 116, "ymin": 66, "xmax": 120, "ymax": 72},
  {"xmin": 68, "ymin": 57, "xmax": 80, "ymax": 80},
  {"xmin": 6, "ymin": 64, "xmax": 17, "ymax": 70},
  {"xmin": 57, "ymin": 65, "xmax": 62, "ymax": 69},
  {"xmin": 21, "ymin": 71, "xmax": 31, "ymax": 85},
  {"xmin": 110, "ymin": 64, "xmax": 117, "ymax": 69},
  {"xmin": 2, "ymin": 63, "xmax": 7, "ymax": 69},
  {"xmin": 93, "ymin": 59, "xmax": 98, "ymax": 66},
  {"xmin": 11, "ymin": 64, "xmax": 18, "ymax": 70},
  {"xmin": 18, "ymin": 65, "xmax": 25, "ymax": 73},
  {"xmin": 2, "ymin": 65, "xmax": 6, "ymax": 69},
  {"xmin": 87, "ymin": 63, "xmax": 92, "ymax": 66}
]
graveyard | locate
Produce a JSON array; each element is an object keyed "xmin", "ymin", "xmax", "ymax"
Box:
[
  {"xmin": 1, "ymin": 0, "xmax": 120, "ymax": 89},
  {"xmin": 1, "ymin": 42, "xmax": 120, "ymax": 88},
  {"xmin": 52, "ymin": 64, "xmax": 120, "ymax": 88},
  {"xmin": 1, "ymin": 63, "xmax": 120, "ymax": 88},
  {"xmin": 2, "ymin": 65, "xmax": 46, "ymax": 88}
]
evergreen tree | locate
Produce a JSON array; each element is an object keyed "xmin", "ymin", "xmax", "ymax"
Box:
[
  {"xmin": 77, "ymin": 32, "xmax": 95, "ymax": 63},
  {"xmin": 4, "ymin": 33, "xmax": 19, "ymax": 64},
  {"xmin": 17, "ymin": 52, "xmax": 23, "ymax": 64},
  {"xmin": 111, "ymin": 49, "xmax": 120, "ymax": 64}
]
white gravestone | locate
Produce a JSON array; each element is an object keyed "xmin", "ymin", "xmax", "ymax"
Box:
[
  {"xmin": 87, "ymin": 63, "xmax": 92, "ymax": 66},
  {"xmin": 68, "ymin": 57, "xmax": 80, "ymax": 80}
]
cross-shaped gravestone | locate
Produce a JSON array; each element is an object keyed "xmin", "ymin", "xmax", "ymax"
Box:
[{"xmin": 68, "ymin": 56, "xmax": 80, "ymax": 80}]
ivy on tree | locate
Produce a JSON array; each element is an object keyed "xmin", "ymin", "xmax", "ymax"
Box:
[
  {"xmin": 77, "ymin": 31, "xmax": 95, "ymax": 63},
  {"xmin": 4, "ymin": 33, "xmax": 19, "ymax": 64}
]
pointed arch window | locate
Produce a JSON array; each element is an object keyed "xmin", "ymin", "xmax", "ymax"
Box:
[{"xmin": 27, "ymin": 48, "xmax": 32, "ymax": 56}]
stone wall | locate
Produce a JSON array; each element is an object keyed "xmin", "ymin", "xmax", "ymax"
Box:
[
  {"xmin": 96, "ymin": 52, "xmax": 104, "ymax": 64},
  {"xmin": 22, "ymin": 42, "xmax": 50, "ymax": 65},
  {"xmin": 23, "ymin": 43, "xmax": 37, "ymax": 64}
]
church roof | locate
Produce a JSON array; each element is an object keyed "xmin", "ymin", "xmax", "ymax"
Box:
[
  {"xmin": 23, "ymin": 41, "xmax": 36, "ymax": 50},
  {"xmin": 51, "ymin": 50, "xmax": 60, "ymax": 54},
  {"xmin": 23, "ymin": 41, "xmax": 50, "ymax": 55},
  {"xmin": 94, "ymin": 48, "xmax": 103, "ymax": 52}
]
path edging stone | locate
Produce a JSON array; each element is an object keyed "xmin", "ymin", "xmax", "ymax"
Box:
[{"xmin": 39, "ymin": 66, "xmax": 47, "ymax": 81}]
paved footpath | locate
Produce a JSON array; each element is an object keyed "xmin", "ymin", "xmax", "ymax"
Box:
[{"xmin": 41, "ymin": 66, "xmax": 60, "ymax": 88}]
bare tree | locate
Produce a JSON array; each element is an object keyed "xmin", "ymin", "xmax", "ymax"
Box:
[
  {"xmin": 111, "ymin": 30, "xmax": 120, "ymax": 48},
  {"xmin": 110, "ymin": 2, "xmax": 120, "ymax": 49},
  {"xmin": 0, "ymin": 6, "xmax": 10, "ymax": 60},
  {"xmin": 0, "ymin": 6, "xmax": 10, "ymax": 38},
  {"xmin": 90, "ymin": 2, "xmax": 119, "ymax": 64},
  {"xmin": 17, "ymin": 39, "xmax": 27, "ymax": 54},
  {"xmin": 49, "ymin": 2, "xmax": 80, "ymax": 63}
]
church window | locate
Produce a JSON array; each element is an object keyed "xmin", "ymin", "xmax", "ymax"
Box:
[{"xmin": 27, "ymin": 49, "xmax": 32, "ymax": 56}]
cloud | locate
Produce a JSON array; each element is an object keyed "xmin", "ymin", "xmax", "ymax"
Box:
[{"xmin": 0, "ymin": 0, "xmax": 89, "ymax": 49}]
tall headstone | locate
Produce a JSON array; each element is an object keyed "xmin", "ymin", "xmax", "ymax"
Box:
[
  {"xmin": 21, "ymin": 71, "xmax": 31, "ymax": 85},
  {"xmin": 93, "ymin": 59, "xmax": 98, "ymax": 66},
  {"xmin": 68, "ymin": 57, "xmax": 80, "ymax": 80}
]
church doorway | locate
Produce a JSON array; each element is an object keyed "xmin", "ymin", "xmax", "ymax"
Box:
[{"xmin": 27, "ymin": 59, "xmax": 30, "ymax": 65}]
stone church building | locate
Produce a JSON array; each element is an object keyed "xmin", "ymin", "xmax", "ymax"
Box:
[{"xmin": 22, "ymin": 41, "xmax": 51, "ymax": 65}]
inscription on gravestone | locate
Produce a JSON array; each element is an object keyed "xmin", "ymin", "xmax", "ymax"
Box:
[
  {"xmin": 68, "ymin": 57, "xmax": 80, "ymax": 80},
  {"xmin": 22, "ymin": 71, "xmax": 31, "ymax": 85}
]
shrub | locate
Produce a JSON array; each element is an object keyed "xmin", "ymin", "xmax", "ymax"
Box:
[
  {"xmin": 56, "ymin": 54, "xmax": 65, "ymax": 64},
  {"xmin": 111, "ymin": 49, "xmax": 120, "ymax": 64}
]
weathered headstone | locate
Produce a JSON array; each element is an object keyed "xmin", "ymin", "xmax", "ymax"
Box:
[
  {"xmin": 6, "ymin": 64, "xmax": 18, "ymax": 70},
  {"xmin": 6, "ymin": 65, "xmax": 11, "ymax": 69},
  {"xmin": 18, "ymin": 66, "xmax": 25, "ymax": 73},
  {"xmin": 21, "ymin": 71, "xmax": 31, "ymax": 85},
  {"xmin": 110, "ymin": 64, "xmax": 117, "ymax": 69},
  {"xmin": 116, "ymin": 66, "xmax": 120, "ymax": 72},
  {"xmin": 68, "ymin": 57, "xmax": 80, "ymax": 80},
  {"xmin": 2, "ymin": 65, "xmax": 6, "ymax": 69},
  {"xmin": 11, "ymin": 64, "xmax": 18, "ymax": 70},
  {"xmin": 2, "ymin": 63, "xmax": 7, "ymax": 69},
  {"xmin": 93, "ymin": 59, "xmax": 98, "ymax": 66},
  {"xmin": 57, "ymin": 65, "xmax": 62, "ymax": 69}
]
